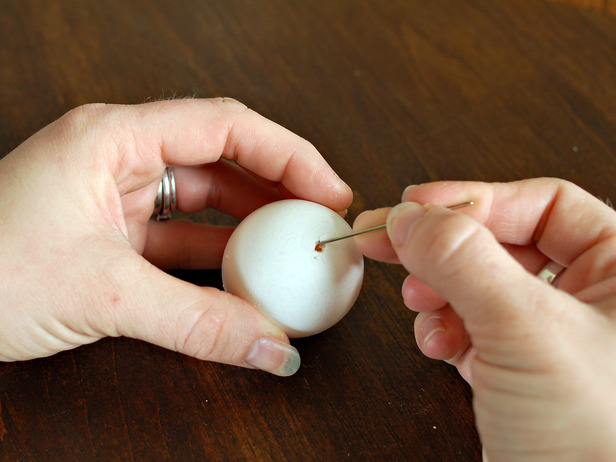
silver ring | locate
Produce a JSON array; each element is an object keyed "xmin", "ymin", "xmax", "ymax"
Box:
[
  {"xmin": 537, "ymin": 260, "xmax": 565, "ymax": 286},
  {"xmin": 153, "ymin": 166, "xmax": 177, "ymax": 221}
]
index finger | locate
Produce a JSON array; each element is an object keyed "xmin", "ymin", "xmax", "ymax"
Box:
[
  {"xmin": 401, "ymin": 178, "xmax": 616, "ymax": 267},
  {"xmin": 117, "ymin": 98, "xmax": 353, "ymax": 212}
]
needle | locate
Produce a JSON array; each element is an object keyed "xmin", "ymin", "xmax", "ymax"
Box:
[{"xmin": 315, "ymin": 201, "xmax": 474, "ymax": 250}]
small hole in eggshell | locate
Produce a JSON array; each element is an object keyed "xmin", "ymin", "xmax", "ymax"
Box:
[{"xmin": 314, "ymin": 243, "xmax": 324, "ymax": 252}]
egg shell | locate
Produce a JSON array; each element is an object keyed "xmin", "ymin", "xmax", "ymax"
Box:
[{"xmin": 222, "ymin": 199, "xmax": 364, "ymax": 337}]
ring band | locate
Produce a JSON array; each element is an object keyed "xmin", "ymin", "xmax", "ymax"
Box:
[
  {"xmin": 537, "ymin": 260, "xmax": 565, "ymax": 286},
  {"xmin": 153, "ymin": 166, "xmax": 176, "ymax": 221}
]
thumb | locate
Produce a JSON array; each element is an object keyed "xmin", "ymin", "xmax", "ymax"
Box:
[
  {"xmin": 386, "ymin": 202, "xmax": 575, "ymax": 369},
  {"xmin": 96, "ymin": 254, "xmax": 300, "ymax": 377}
]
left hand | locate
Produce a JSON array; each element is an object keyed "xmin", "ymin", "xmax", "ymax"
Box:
[{"xmin": 0, "ymin": 98, "xmax": 352, "ymax": 376}]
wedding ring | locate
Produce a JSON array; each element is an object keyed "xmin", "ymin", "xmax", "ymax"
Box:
[
  {"xmin": 153, "ymin": 166, "xmax": 176, "ymax": 221},
  {"xmin": 537, "ymin": 260, "xmax": 565, "ymax": 286}
]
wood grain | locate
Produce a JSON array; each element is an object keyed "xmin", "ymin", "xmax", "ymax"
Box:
[
  {"xmin": 552, "ymin": 0, "xmax": 616, "ymax": 14},
  {"xmin": 1, "ymin": 1, "xmax": 615, "ymax": 460}
]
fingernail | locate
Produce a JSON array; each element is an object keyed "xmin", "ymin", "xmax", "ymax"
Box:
[
  {"xmin": 422, "ymin": 317, "xmax": 446, "ymax": 348},
  {"xmin": 401, "ymin": 185, "xmax": 418, "ymax": 202},
  {"xmin": 387, "ymin": 202, "xmax": 428, "ymax": 247},
  {"xmin": 245, "ymin": 337, "xmax": 301, "ymax": 377}
]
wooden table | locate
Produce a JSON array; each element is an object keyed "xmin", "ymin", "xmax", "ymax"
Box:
[{"xmin": 1, "ymin": 1, "xmax": 615, "ymax": 460}]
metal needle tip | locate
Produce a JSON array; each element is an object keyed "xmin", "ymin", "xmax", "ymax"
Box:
[{"xmin": 315, "ymin": 200, "xmax": 474, "ymax": 249}]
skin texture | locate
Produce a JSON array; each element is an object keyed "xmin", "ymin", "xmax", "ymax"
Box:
[
  {"xmin": 5, "ymin": 102, "xmax": 614, "ymax": 458},
  {"xmin": 353, "ymin": 178, "xmax": 616, "ymax": 461},
  {"xmin": 0, "ymin": 98, "xmax": 352, "ymax": 377}
]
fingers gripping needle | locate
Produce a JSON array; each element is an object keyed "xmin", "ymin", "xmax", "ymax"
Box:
[{"xmin": 315, "ymin": 201, "xmax": 474, "ymax": 251}]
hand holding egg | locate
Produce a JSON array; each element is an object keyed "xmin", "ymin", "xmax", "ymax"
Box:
[{"xmin": 222, "ymin": 200, "xmax": 364, "ymax": 337}]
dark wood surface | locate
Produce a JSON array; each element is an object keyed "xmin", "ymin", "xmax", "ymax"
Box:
[{"xmin": 1, "ymin": 1, "xmax": 615, "ymax": 460}]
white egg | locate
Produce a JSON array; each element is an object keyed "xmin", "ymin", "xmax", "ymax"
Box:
[{"xmin": 222, "ymin": 199, "xmax": 364, "ymax": 337}]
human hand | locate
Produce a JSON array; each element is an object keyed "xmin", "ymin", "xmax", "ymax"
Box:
[
  {"xmin": 0, "ymin": 98, "xmax": 352, "ymax": 376},
  {"xmin": 353, "ymin": 178, "xmax": 616, "ymax": 460}
]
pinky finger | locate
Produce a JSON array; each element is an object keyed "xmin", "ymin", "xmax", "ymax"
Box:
[{"xmin": 144, "ymin": 220, "xmax": 234, "ymax": 270}]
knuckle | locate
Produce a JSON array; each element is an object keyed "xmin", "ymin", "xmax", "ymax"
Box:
[
  {"xmin": 55, "ymin": 103, "xmax": 110, "ymax": 137},
  {"xmin": 209, "ymin": 96, "xmax": 248, "ymax": 113},
  {"xmin": 65, "ymin": 102, "xmax": 109, "ymax": 120},
  {"xmin": 420, "ymin": 212, "xmax": 486, "ymax": 278},
  {"xmin": 177, "ymin": 301, "xmax": 231, "ymax": 361}
]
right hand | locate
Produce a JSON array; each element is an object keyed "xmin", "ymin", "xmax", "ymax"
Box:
[{"xmin": 354, "ymin": 178, "xmax": 616, "ymax": 461}]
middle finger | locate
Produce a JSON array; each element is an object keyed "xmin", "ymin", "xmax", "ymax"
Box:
[{"xmin": 174, "ymin": 161, "xmax": 293, "ymax": 219}]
